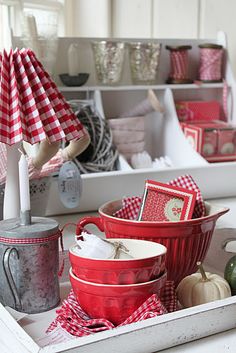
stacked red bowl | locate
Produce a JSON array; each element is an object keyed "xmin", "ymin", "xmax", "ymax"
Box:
[
  {"xmin": 69, "ymin": 237, "xmax": 167, "ymax": 325},
  {"xmin": 76, "ymin": 200, "xmax": 229, "ymax": 285}
]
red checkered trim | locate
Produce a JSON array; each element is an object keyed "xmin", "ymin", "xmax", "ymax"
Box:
[
  {"xmin": 47, "ymin": 280, "xmax": 175, "ymax": 337},
  {"xmin": 0, "ymin": 49, "xmax": 87, "ymax": 145},
  {"xmin": 0, "ymin": 230, "xmax": 61, "ymax": 244}
]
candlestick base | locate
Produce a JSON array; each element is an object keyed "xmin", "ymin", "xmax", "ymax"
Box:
[
  {"xmin": 59, "ymin": 73, "xmax": 89, "ymax": 87},
  {"xmin": 20, "ymin": 210, "xmax": 32, "ymax": 226}
]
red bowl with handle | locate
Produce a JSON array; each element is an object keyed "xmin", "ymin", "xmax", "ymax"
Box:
[
  {"xmin": 76, "ymin": 200, "xmax": 229, "ymax": 285},
  {"xmin": 69, "ymin": 267, "xmax": 167, "ymax": 326},
  {"xmin": 69, "ymin": 238, "xmax": 166, "ymax": 284}
]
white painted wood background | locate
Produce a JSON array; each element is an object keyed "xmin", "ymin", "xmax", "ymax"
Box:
[{"xmin": 64, "ymin": 0, "xmax": 236, "ymax": 74}]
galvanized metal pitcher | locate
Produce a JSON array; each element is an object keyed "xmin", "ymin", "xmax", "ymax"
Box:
[{"xmin": 0, "ymin": 216, "xmax": 60, "ymax": 313}]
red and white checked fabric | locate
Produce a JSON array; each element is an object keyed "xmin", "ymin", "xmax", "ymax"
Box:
[
  {"xmin": 169, "ymin": 50, "xmax": 189, "ymax": 80},
  {"xmin": 47, "ymin": 290, "xmax": 114, "ymax": 336},
  {"xmin": 114, "ymin": 175, "xmax": 205, "ymax": 220},
  {"xmin": 0, "ymin": 48, "xmax": 88, "ymax": 145},
  {"xmin": 199, "ymin": 47, "xmax": 223, "ymax": 82},
  {"xmin": 168, "ymin": 174, "xmax": 206, "ymax": 218},
  {"xmin": 47, "ymin": 280, "xmax": 176, "ymax": 337},
  {"xmin": 114, "ymin": 196, "xmax": 142, "ymax": 220}
]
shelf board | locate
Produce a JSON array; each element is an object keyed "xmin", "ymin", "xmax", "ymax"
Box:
[{"xmin": 58, "ymin": 82, "xmax": 226, "ymax": 92}]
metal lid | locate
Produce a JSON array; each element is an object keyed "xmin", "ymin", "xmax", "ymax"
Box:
[
  {"xmin": 199, "ymin": 43, "xmax": 223, "ymax": 49},
  {"xmin": 0, "ymin": 217, "xmax": 59, "ymax": 239},
  {"xmin": 166, "ymin": 45, "xmax": 192, "ymax": 51}
]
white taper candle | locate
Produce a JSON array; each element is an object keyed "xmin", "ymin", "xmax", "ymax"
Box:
[
  {"xmin": 3, "ymin": 143, "xmax": 21, "ymax": 219},
  {"xmin": 68, "ymin": 43, "xmax": 79, "ymax": 76},
  {"xmin": 19, "ymin": 152, "xmax": 31, "ymax": 212}
]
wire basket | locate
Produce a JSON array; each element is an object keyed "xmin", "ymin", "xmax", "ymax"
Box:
[
  {"xmin": 68, "ymin": 102, "xmax": 119, "ymax": 173},
  {"xmin": 0, "ymin": 176, "xmax": 51, "ymax": 220}
]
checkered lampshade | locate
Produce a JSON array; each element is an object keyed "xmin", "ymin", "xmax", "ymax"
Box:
[{"xmin": 0, "ymin": 48, "xmax": 87, "ymax": 145}]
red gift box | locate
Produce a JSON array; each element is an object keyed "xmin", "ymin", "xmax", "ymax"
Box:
[
  {"xmin": 183, "ymin": 120, "xmax": 236, "ymax": 162},
  {"xmin": 175, "ymin": 100, "xmax": 221, "ymax": 122}
]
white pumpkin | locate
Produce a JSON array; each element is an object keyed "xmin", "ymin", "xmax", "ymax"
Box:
[{"xmin": 177, "ymin": 262, "xmax": 231, "ymax": 308}]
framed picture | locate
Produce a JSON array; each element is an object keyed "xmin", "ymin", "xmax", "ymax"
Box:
[{"xmin": 138, "ymin": 180, "xmax": 197, "ymax": 222}]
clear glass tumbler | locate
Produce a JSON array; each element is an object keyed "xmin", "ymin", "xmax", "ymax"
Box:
[
  {"xmin": 128, "ymin": 42, "xmax": 161, "ymax": 85},
  {"xmin": 91, "ymin": 41, "xmax": 125, "ymax": 85}
]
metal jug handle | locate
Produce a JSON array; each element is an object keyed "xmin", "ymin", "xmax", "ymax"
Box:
[{"xmin": 3, "ymin": 247, "xmax": 22, "ymax": 311}]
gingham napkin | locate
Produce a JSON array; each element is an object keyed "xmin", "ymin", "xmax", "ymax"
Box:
[
  {"xmin": 113, "ymin": 175, "xmax": 205, "ymax": 220},
  {"xmin": 169, "ymin": 174, "xmax": 205, "ymax": 218},
  {"xmin": 47, "ymin": 281, "xmax": 177, "ymax": 338},
  {"xmin": 0, "ymin": 48, "xmax": 87, "ymax": 145},
  {"xmin": 114, "ymin": 196, "xmax": 142, "ymax": 220}
]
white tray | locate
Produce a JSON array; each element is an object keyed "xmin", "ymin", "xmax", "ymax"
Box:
[{"xmin": 1, "ymin": 198, "xmax": 236, "ymax": 353}]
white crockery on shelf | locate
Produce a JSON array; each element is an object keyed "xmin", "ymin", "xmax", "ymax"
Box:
[{"xmin": 131, "ymin": 151, "xmax": 153, "ymax": 169}]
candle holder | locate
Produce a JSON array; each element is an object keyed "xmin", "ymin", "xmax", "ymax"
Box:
[
  {"xmin": 0, "ymin": 216, "xmax": 60, "ymax": 313},
  {"xmin": 91, "ymin": 40, "xmax": 125, "ymax": 85},
  {"xmin": 59, "ymin": 73, "xmax": 89, "ymax": 87},
  {"xmin": 20, "ymin": 210, "xmax": 31, "ymax": 225},
  {"xmin": 128, "ymin": 42, "xmax": 161, "ymax": 85}
]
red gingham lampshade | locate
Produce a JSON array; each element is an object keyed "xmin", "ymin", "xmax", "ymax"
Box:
[{"xmin": 0, "ymin": 48, "xmax": 87, "ymax": 145}]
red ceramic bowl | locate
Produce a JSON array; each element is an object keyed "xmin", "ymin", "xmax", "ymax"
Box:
[
  {"xmin": 76, "ymin": 201, "xmax": 229, "ymax": 285},
  {"xmin": 69, "ymin": 238, "xmax": 166, "ymax": 284},
  {"xmin": 69, "ymin": 268, "xmax": 167, "ymax": 326}
]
